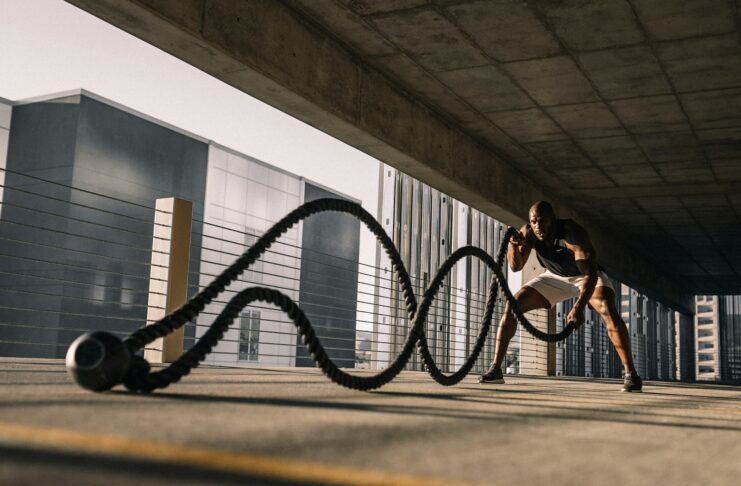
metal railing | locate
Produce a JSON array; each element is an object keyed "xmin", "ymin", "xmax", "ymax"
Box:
[
  {"xmin": 0, "ymin": 166, "xmax": 711, "ymax": 382},
  {"xmin": 0, "ymin": 166, "xmax": 539, "ymax": 374}
]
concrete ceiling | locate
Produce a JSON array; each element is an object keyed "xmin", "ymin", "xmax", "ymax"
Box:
[
  {"xmin": 62, "ymin": 0, "xmax": 741, "ymax": 307},
  {"xmin": 286, "ymin": 0, "xmax": 741, "ymax": 296}
]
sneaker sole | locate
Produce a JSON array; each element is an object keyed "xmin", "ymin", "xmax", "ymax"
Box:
[
  {"xmin": 479, "ymin": 378, "xmax": 505, "ymax": 384},
  {"xmin": 621, "ymin": 388, "xmax": 642, "ymax": 393}
]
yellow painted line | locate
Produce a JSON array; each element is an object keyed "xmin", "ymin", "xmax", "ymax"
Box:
[{"xmin": 0, "ymin": 421, "xmax": 476, "ymax": 486}]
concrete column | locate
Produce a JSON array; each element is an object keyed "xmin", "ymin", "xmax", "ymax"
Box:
[
  {"xmin": 517, "ymin": 253, "xmax": 555, "ymax": 376},
  {"xmin": 145, "ymin": 197, "xmax": 193, "ymax": 363}
]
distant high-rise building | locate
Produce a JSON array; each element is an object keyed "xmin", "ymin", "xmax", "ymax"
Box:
[
  {"xmin": 695, "ymin": 295, "xmax": 720, "ymax": 380},
  {"xmin": 696, "ymin": 295, "xmax": 741, "ymax": 382}
]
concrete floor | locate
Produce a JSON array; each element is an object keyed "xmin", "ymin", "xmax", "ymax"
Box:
[{"xmin": 0, "ymin": 358, "xmax": 739, "ymax": 486}]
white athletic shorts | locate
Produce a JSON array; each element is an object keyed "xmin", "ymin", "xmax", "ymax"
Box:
[{"xmin": 523, "ymin": 270, "xmax": 613, "ymax": 308}]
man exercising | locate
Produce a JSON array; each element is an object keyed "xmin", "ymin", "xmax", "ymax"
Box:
[{"xmin": 479, "ymin": 201, "xmax": 642, "ymax": 392}]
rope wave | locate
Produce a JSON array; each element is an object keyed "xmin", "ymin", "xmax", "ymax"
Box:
[{"xmin": 99, "ymin": 198, "xmax": 575, "ymax": 392}]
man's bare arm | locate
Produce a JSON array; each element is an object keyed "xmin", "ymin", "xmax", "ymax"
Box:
[
  {"xmin": 508, "ymin": 224, "xmax": 533, "ymax": 272},
  {"xmin": 565, "ymin": 222, "xmax": 598, "ymax": 317}
]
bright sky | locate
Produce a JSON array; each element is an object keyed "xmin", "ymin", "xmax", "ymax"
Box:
[
  {"xmin": 0, "ymin": 0, "xmax": 382, "ymax": 285},
  {"xmin": 0, "ymin": 0, "xmax": 523, "ymax": 332},
  {"xmin": 0, "ymin": 0, "xmax": 380, "ymax": 206}
]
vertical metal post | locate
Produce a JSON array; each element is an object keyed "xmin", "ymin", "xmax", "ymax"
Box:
[{"xmin": 145, "ymin": 197, "xmax": 193, "ymax": 363}]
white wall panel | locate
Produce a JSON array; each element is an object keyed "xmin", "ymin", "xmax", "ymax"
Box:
[
  {"xmin": 248, "ymin": 161, "xmax": 269, "ymax": 184},
  {"xmin": 200, "ymin": 143, "xmax": 303, "ymax": 367},
  {"xmin": 0, "ymin": 103, "xmax": 11, "ymax": 129},
  {"xmin": 0, "ymin": 101, "xmax": 11, "ymax": 221}
]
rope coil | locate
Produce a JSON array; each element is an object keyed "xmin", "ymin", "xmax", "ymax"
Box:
[{"xmin": 69, "ymin": 198, "xmax": 576, "ymax": 393}]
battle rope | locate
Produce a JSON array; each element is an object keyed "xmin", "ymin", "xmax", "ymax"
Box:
[{"xmin": 65, "ymin": 198, "xmax": 576, "ymax": 393}]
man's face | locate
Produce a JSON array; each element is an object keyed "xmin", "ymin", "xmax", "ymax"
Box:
[{"xmin": 529, "ymin": 209, "xmax": 555, "ymax": 241}]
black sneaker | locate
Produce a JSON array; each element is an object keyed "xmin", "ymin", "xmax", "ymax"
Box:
[
  {"xmin": 622, "ymin": 372, "xmax": 643, "ymax": 392},
  {"xmin": 479, "ymin": 365, "xmax": 505, "ymax": 384}
]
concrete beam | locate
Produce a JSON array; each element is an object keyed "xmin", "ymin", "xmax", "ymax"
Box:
[
  {"xmin": 581, "ymin": 181, "xmax": 741, "ymax": 199},
  {"xmin": 63, "ymin": 0, "xmax": 694, "ymax": 313}
]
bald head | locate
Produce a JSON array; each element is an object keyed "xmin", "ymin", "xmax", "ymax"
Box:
[
  {"xmin": 530, "ymin": 201, "xmax": 555, "ymax": 218},
  {"xmin": 528, "ymin": 201, "xmax": 556, "ymax": 241}
]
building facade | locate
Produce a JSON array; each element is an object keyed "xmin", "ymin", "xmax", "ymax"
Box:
[
  {"xmin": 695, "ymin": 295, "xmax": 741, "ymax": 383},
  {"xmin": 0, "ymin": 92, "xmax": 208, "ymax": 358},
  {"xmin": 695, "ymin": 295, "xmax": 720, "ymax": 380},
  {"xmin": 555, "ymin": 283, "xmax": 680, "ymax": 380},
  {"xmin": 718, "ymin": 295, "xmax": 741, "ymax": 383},
  {"xmin": 372, "ymin": 163, "xmax": 507, "ymax": 373},
  {"xmin": 199, "ymin": 144, "xmax": 360, "ymax": 367},
  {"xmin": 622, "ymin": 285, "xmax": 678, "ymax": 380},
  {"xmin": 0, "ymin": 91, "xmax": 360, "ymax": 366},
  {"xmin": 555, "ymin": 278, "xmax": 623, "ymax": 379}
]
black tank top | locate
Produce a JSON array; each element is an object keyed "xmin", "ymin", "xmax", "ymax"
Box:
[{"xmin": 534, "ymin": 219, "xmax": 581, "ymax": 277}]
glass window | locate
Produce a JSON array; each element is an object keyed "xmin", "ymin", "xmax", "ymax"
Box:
[{"xmin": 239, "ymin": 310, "xmax": 261, "ymax": 361}]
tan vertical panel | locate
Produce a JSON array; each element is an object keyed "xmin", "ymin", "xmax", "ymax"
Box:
[{"xmin": 145, "ymin": 197, "xmax": 193, "ymax": 363}]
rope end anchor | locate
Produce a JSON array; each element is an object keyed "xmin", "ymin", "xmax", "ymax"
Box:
[{"xmin": 65, "ymin": 331, "xmax": 131, "ymax": 392}]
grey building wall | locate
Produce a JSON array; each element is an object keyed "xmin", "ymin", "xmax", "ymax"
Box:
[
  {"xmin": 0, "ymin": 94, "xmax": 207, "ymax": 358},
  {"xmin": 558, "ymin": 279, "xmax": 624, "ymax": 379},
  {"xmin": 556, "ymin": 292, "xmax": 622, "ymax": 379},
  {"xmin": 675, "ymin": 311, "xmax": 696, "ymax": 381},
  {"xmin": 718, "ymin": 295, "xmax": 741, "ymax": 383},
  {"xmin": 619, "ymin": 285, "xmax": 677, "ymax": 380},
  {"xmin": 0, "ymin": 98, "xmax": 80, "ymax": 357},
  {"xmin": 382, "ymin": 171, "xmax": 457, "ymax": 371},
  {"xmin": 557, "ymin": 280, "xmax": 679, "ymax": 380},
  {"xmin": 458, "ymin": 204, "xmax": 506, "ymax": 373},
  {"xmin": 295, "ymin": 182, "xmax": 360, "ymax": 368}
]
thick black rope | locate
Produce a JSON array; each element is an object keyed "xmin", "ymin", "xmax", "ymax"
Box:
[{"xmin": 122, "ymin": 198, "xmax": 575, "ymax": 392}]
